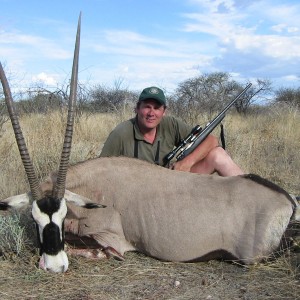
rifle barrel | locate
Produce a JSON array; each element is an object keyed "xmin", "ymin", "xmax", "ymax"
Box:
[{"xmin": 176, "ymin": 83, "xmax": 252, "ymax": 161}]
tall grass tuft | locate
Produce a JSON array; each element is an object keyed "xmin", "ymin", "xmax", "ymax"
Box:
[{"xmin": 0, "ymin": 209, "xmax": 36, "ymax": 257}]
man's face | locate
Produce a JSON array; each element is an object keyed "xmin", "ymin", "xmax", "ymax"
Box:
[{"xmin": 136, "ymin": 99, "xmax": 166, "ymax": 131}]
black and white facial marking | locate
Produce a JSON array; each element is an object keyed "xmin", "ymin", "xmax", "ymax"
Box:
[{"xmin": 32, "ymin": 196, "xmax": 68, "ymax": 273}]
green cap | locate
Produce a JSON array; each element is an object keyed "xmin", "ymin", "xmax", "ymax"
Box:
[{"xmin": 138, "ymin": 86, "xmax": 166, "ymax": 106}]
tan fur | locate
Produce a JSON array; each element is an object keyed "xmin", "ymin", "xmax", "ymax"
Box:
[{"xmin": 41, "ymin": 156, "xmax": 294, "ymax": 264}]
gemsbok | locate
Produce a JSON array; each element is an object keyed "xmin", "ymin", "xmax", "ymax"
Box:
[{"xmin": 0, "ymin": 14, "xmax": 299, "ymax": 273}]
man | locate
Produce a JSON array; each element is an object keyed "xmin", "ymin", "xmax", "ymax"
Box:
[{"xmin": 100, "ymin": 86, "xmax": 243, "ymax": 176}]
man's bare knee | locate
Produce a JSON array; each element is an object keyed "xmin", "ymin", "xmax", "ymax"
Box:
[{"xmin": 206, "ymin": 147, "xmax": 244, "ymax": 176}]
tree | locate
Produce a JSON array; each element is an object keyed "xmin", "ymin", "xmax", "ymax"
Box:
[
  {"xmin": 273, "ymin": 87, "xmax": 300, "ymax": 108},
  {"xmin": 234, "ymin": 79, "xmax": 272, "ymax": 114},
  {"xmin": 168, "ymin": 73, "xmax": 273, "ymax": 124},
  {"xmin": 169, "ymin": 72, "xmax": 239, "ymax": 124},
  {"xmin": 17, "ymin": 91, "xmax": 63, "ymax": 115},
  {"xmin": 15, "ymin": 80, "xmax": 93, "ymax": 121},
  {"xmin": 89, "ymin": 79, "xmax": 137, "ymax": 117},
  {"xmin": 0, "ymin": 98, "xmax": 9, "ymax": 136}
]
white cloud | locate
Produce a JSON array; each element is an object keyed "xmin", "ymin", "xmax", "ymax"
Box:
[
  {"xmin": 287, "ymin": 27, "xmax": 299, "ymax": 33},
  {"xmin": 84, "ymin": 28, "xmax": 216, "ymax": 91},
  {"xmin": 0, "ymin": 28, "xmax": 76, "ymax": 90},
  {"xmin": 182, "ymin": 1, "xmax": 300, "ymax": 61},
  {"xmin": 271, "ymin": 23, "xmax": 299, "ymax": 34},
  {"xmin": 89, "ymin": 29, "xmax": 211, "ymax": 60},
  {"xmin": 32, "ymin": 72, "xmax": 57, "ymax": 86},
  {"xmin": 262, "ymin": 2, "xmax": 300, "ymax": 27},
  {"xmin": 228, "ymin": 34, "xmax": 300, "ymax": 59},
  {"xmin": 189, "ymin": 0, "xmax": 236, "ymax": 13},
  {"xmin": 271, "ymin": 24, "xmax": 287, "ymax": 33},
  {"xmin": 0, "ymin": 30, "xmax": 72, "ymax": 61},
  {"xmin": 90, "ymin": 57, "xmax": 208, "ymax": 92},
  {"xmin": 281, "ymin": 75, "xmax": 300, "ymax": 82}
]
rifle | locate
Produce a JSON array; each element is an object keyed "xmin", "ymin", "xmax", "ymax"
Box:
[{"xmin": 163, "ymin": 83, "xmax": 252, "ymax": 166}]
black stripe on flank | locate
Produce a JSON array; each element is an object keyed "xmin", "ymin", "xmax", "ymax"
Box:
[
  {"xmin": 185, "ymin": 249, "xmax": 238, "ymax": 263},
  {"xmin": 242, "ymin": 174, "xmax": 295, "ymax": 207}
]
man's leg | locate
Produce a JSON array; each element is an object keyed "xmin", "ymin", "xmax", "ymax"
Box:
[{"xmin": 190, "ymin": 147, "xmax": 244, "ymax": 176}]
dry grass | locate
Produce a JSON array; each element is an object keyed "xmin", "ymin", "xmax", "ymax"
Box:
[
  {"xmin": 0, "ymin": 251, "xmax": 299, "ymax": 300},
  {"xmin": 225, "ymin": 106, "xmax": 300, "ymax": 194},
  {"xmin": 0, "ymin": 107, "xmax": 300, "ymax": 300},
  {"xmin": 0, "ymin": 110, "xmax": 135, "ymax": 198}
]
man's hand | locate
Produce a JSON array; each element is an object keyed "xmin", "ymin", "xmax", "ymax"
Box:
[
  {"xmin": 170, "ymin": 160, "xmax": 192, "ymax": 172},
  {"xmin": 169, "ymin": 134, "xmax": 219, "ymax": 173}
]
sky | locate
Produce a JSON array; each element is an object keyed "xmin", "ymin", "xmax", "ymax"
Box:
[{"xmin": 1, "ymin": 0, "xmax": 300, "ymax": 95}]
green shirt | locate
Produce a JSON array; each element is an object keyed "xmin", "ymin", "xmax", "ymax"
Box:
[{"xmin": 100, "ymin": 116, "xmax": 192, "ymax": 166}]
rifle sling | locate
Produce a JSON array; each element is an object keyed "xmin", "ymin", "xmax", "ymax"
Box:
[{"xmin": 220, "ymin": 123, "xmax": 226, "ymax": 150}]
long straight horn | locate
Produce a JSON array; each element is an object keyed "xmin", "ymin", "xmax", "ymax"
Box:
[
  {"xmin": 52, "ymin": 13, "xmax": 81, "ymax": 200},
  {"xmin": 0, "ymin": 64, "xmax": 42, "ymax": 201}
]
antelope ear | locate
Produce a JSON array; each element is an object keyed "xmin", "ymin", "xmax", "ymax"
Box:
[
  {"xmin": 64, "ymin": 190, "xmax": 106, "ymax": 209},
  {"xmin": 0, "ymin": 193, "xmax": 31, "ymax": 210}
]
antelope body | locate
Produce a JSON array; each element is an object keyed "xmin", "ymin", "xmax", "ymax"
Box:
[
  {"xmin": 1, "ymin": 14, "xmax": 299, "ymax": 273},
  {"xmin": 44, "ymin": 156, "xmax": 298, "ymax": 264}
]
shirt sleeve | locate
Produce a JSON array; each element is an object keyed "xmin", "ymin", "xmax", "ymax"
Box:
[
  {"xmin": 171, "ymin": 117, "xmax": 193, "ymax": 146},
  {"xmin": 100, "ymin": 129, "xmax": 123, "ymax": 157}
]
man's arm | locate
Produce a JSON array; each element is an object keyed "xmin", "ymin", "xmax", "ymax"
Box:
[{"xmin": 99, "ymin": 130, "xmax": 123, "ymax": 157}]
